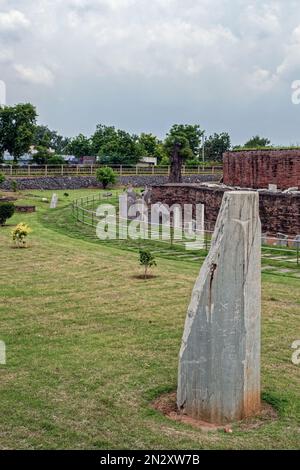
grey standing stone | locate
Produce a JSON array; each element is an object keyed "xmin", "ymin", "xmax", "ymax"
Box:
[
  {"xmin": 293, "ymin": 235, "xmax": 300, "ymax": 248},
  {"xmin": 276, "ymin": 232, "xmax": 289, "ymax": 247},
  {"xmin": 50, "ymin": 193, "xmax": 58, "ymax": 209},
  {"xmin": 177, "ymin": 191, "xmax": 261, "ymax": 424}
]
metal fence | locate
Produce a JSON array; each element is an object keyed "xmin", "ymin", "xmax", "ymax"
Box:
[
  {"xmin": 1, "ymin": 164, "xmax": 223, "ymax": 178},
  {"xmin": 72, "ymin": 194, "xmax": 300, "ymax": 267}
]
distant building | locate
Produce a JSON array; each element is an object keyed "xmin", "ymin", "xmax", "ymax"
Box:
[
  {"xmin": 137, "ymin": 156, "xmax": 157, "ymax": 167},
  {"xmin": 78, "ymin": 156, "xmax": 97, "ymax": 165}
]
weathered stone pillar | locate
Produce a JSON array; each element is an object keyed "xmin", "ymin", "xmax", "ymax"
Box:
[{"xmin": 177, "ymin": 191, "xmax": 261, "ymax": 424}]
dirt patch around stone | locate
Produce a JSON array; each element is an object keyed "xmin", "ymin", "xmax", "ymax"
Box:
[
  {"xmin": 152, "ymin": 391, "xmax": 278, "ymax": 433},
  {"xmin": 132, "ymin": 274, "xmax": 159, "ymax": 280}
]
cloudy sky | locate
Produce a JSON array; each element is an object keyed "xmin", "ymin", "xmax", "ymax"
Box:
[{"xmin": 0, "ymin": 0, "xmax": 300, "ymax": 144}]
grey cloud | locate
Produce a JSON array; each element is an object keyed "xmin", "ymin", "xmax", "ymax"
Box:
[{"xmin": 0, "ymin": 0, "xmax": 300, "ymax": 145}]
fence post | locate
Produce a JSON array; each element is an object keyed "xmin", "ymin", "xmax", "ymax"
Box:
[
  {"xmin": 91, "ymin": 165, "xmax": 93, "ymax": 176},
  {"xmin": 61, "ymin": 165, "xmax": 64, "ymax": 176},
  {"xmin": 28, "ymin": 165, "xmax": 30, "ymax": 176},
  {"xmin": 152, "ymin": 165, "xmax": 155, "ymax": 175},
  {"xmin": 45, "ymin": 165, "xmax": 48, "ymax": 176},
  {"xmin": 212, "ymin": 166, "xmax": 214, "ymax": 174},
  {"xmin": 120, "ymin": 165, "xmax": 122, "ymax": 176},
  {"xmin": 76, "ymin": 165, "xmax": 79, "ymax": 176},
  {"xmin": 136, "ymin": 165, "xmax": 138, "ymax": 175},
  {"xmin": 168, "ymin": 166, "xmax": 170, "ymax": 176}
]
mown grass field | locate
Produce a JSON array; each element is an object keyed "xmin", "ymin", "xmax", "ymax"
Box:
[{"xmin": 0, "ymin": 189, "xmax": 299, "ymax": 449}]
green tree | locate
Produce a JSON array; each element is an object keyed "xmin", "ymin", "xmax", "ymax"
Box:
[
  {"xmin": 137, "ymin": 133, "xmax": 166, "ymax": 162},
  {"xmin": 32, "ymin": 146, "xmax": 52, "ymax": 164},
  {"xmin": 0, "ymin": 103, "xmax": 37, "ymax": 162},
  {"xmin": 91, "ymin": 125, "xmax": 117, "ymax": 154},
  {"xmin": 66, "ymin": 134, "xmax": 92, "ymax": 158},
  {"xmin": 139, "ymin": 249, "xmax": 157, "ymax": 279},
  {"xmin": 0, "ymin": 172, "xmax": 5, "ymax": 185},
  {"xmin": 48, "ymin": 155, "xmax": 66, "ymax": 165},
  {"xmin": 244, "ymin": 135, "xmax": 271, "ymax": 148},
  {"xmin": 164, "ymin": 125, "xmax": 196, "ymax": 182},
  {"xmin": 93, "ymin": 125, "xmax": 142, "ymax": 165},
  {"xmin": 167, "ymin": 124, "xmax": 204, "ymax": 158},
  {"xmin": 203, "ymin": 132, "xmax": 231, "ymax": 162},
  {"xmin": 0, "ymin": 202, "xmax": 15, "ymax": 226},
  {"xmin": 33, "ymin": 125, "xmax": 70, "ymax": 153},
  {"xmin": 96, "ymin": 167, "xmax": 117, "ymax": 189}
]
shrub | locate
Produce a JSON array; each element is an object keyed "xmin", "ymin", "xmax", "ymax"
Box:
[
  {"xmin": 0, "ymin": 202, "xmax": 15, "ymax": 226},
  {"xmin": 12, "ymin": 223, "xmax": 32, "ymax": 247},
  {"xmin": 139, "ymin": 249, "xmax": 157, "ymax": 279},
  {"xmin": 0, "ymin": 172, "xmax": 5, "ymax": 185},
  {"xmin": 96, "ymin": 167, "xmax": 117, "ymax": 189},
  {"xmin": 11, "ymin": 180, "xmax": 18, "ymax": 192},
  {"xmin": 48, "ymin": 155, "xmax": 66, "ymax": 165}
]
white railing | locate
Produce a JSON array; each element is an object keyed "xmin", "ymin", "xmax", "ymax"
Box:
[{"xmin": 0, "ymin": 164, "xmax": 223, "ymax": 178}]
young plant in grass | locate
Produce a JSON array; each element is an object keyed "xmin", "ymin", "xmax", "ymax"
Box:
[
  {"xmin": 96, "ymin": 167, "xmax": 117, "ymax": 189},
  {"xmin": 12, "ymin": 222, "xmax": 32, "ymax": 248},
  {"xmin": 139, "ymin": 249, "xmax": 157, "ymax": 279},
  {"xmin": 0, "ymin": 202, "xmax": 15, "ymax": 226}
]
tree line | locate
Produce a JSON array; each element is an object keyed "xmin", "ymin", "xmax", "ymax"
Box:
[{"xmin": 0, "ymin": 103, "xmax": 272, "ymax": 166}]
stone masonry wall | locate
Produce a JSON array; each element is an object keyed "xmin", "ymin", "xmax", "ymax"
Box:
[
  {"xmin": 0, "ymin": 174, "xmax": 219, "ymax": 191},
  {"xmin": 151, "ymin": 184, "xmax": 300, "ymax": 236},
  {"xmin": 223, "ymin": 150, "xmax": 300, "ymax": 190}
]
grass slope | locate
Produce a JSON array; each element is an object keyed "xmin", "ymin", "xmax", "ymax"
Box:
[{"xmin": 0, "ymin": 190, "xmax": 299, "ymax": 449}]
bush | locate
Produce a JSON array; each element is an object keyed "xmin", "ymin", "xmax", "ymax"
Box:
[
  {"xmin": 48, "ymin": 155, "xmax": 66, "ymax": 165},
  {"xmin": 11, "ymin": 180, "xmax": 18, "ymax": 192},
  {"xmin": 12, "ymin": 223, "xmax": 32, "ymax": 247},
  {"xmin": 96, "ymin": 167, "xmax": 117, "ymax": 189},
  {"xmin": 0, "ymin": 172, "xmax": 5, "ymax": 185},
  {"xmin": 0, "ymin": 202, "xmax": 15, "ymax": 226},
  {"xmin": 139, "ymin": 249, "xmax": 157, "ymax": 279}
]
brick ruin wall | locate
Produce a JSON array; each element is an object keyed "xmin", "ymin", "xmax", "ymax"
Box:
[
  {"xmin": 223, "ymin": 150, "xmax": 300, "ymax": 190},
  {"xmin": 151, "ymin": 184, "xmax": 300, "ymax": 236}
]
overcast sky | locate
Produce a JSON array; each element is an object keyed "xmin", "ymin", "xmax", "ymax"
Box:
[{"xmin": 0, "ymin": 0, "xmax": 300, "ymax": 144}]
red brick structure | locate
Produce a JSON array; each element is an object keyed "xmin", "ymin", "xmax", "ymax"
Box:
[
  {"xmin": 223, "ymin": 149, "xmax": 300, "ymax": 190},
  {"xmin": 151, "ymin": 184, "xmax": 300, "ymax": 236},
  {"xmin": 15, "ymin": 205, "xmax": 36, "ymax": 213}
]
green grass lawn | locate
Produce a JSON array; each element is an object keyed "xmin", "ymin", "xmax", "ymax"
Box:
[{"xmin": 0, "ymin": 189, "xmax": 299, "ymax": 449}]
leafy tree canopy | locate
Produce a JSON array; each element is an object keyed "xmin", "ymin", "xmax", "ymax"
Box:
[
  {"xmin": 166, "ymin": 124, "xmax": 204, "ymax": 158},
  {"xmin": 33, "ymin": 125, "xmax": 70, "ymax": 153},
  {"xmin": 0, "ymin": 103, "xmax": 37, "ymax": 162},
  {"xmin": 66, "ymin": 134, "xmax": 92, "ymax": 158},
  {"xmin": 243, "ymin": 135, "xmax": 271, "ymax": 148},
  {"xmin": 93, "ymin": 124, "xmax": 142, "ymax": 165},
  {"xmin": 203, "ymin": 132, "xmax": 231, "ymax": 162},
  {"xmin": 137, "ymin": 133, "xmax": 167, "ymax": 162}
]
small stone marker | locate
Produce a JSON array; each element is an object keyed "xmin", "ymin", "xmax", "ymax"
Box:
[
  {"xmin": 292, "ymin": 235, "xmax": 300, "ymax": 249},
  {"xmin": 177, "ymin": 191, "xmax": 261, "ymax": 424},
  {"xmin": 268, "ymin": 184, "xmax": 277, "ymax": 192},
  {"xmin": 276, "ymin": 232, "xmax": 289, "ymax": 247},
  {"xmin": 50, "ymin": 193, "xmax": 58, "ymax": 209}
]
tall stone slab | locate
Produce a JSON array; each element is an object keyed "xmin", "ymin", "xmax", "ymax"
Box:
[{"xmin": 177, "ymin": 191, "xmax": 261, "ymax": 424}]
